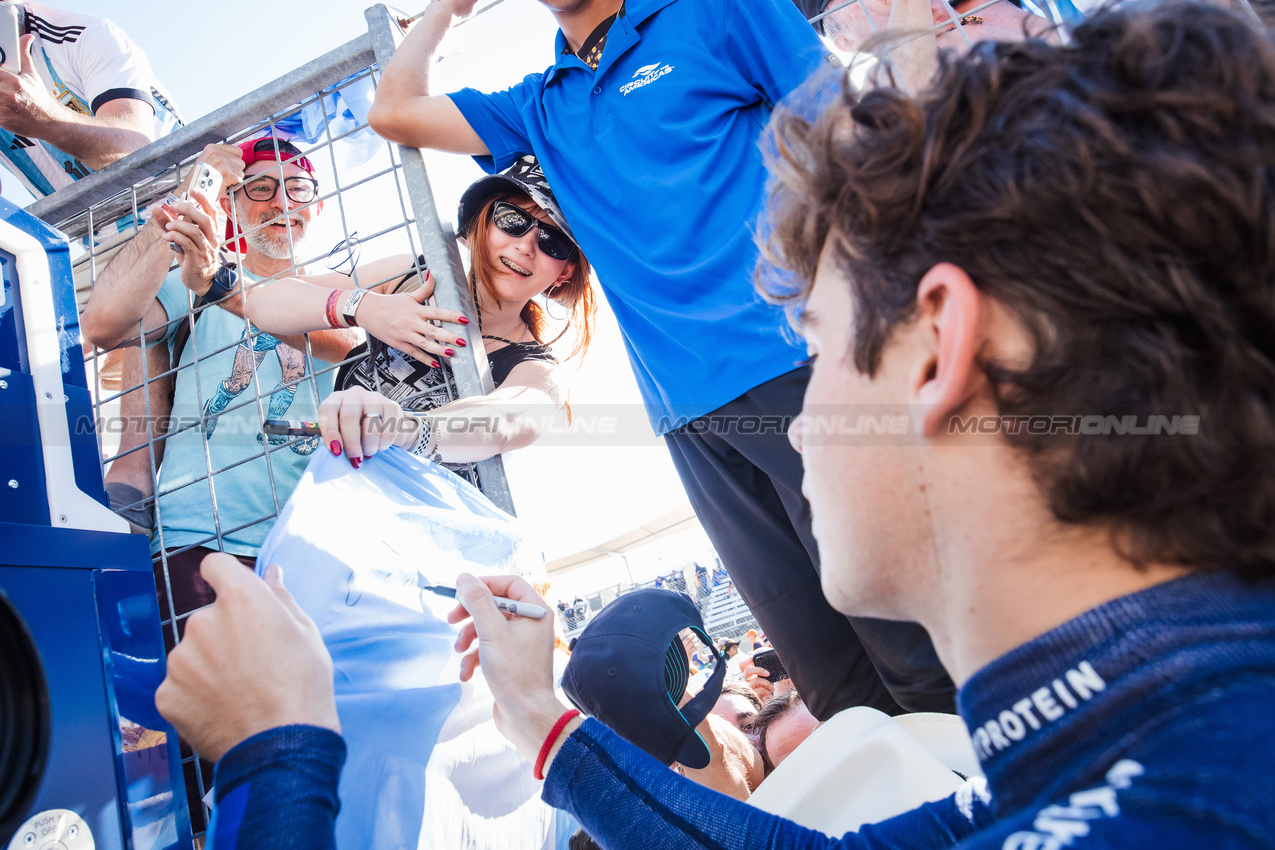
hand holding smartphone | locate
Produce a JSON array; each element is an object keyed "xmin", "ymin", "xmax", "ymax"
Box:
[
  {"xmin": 751, "ymin": 648, "xmax": 790, "ymax": 683},
  {"xmin": 167, "ymin": 161, "xmax": 224, "ymax": 255}
]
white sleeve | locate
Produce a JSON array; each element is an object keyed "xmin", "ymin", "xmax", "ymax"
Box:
[{"xmin": 62, "ymin": 16, "xmax": 160, "ymax": 116}]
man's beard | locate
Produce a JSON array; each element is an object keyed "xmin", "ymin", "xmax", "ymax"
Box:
[{"xmin": 235, "ymin": 205, "xmax": 311, "ymax": 261}]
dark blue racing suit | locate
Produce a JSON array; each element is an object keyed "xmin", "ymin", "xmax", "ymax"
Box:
[{"xmin": 208, "ymin": 571, "xmax": 1275, "ymax": 849}]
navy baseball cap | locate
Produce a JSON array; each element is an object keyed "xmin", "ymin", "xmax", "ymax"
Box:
[{"xmin": 561, "ymin": 589, "xmax": 726, "ymax": 769}]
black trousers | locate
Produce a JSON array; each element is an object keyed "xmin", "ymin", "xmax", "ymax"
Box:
[{"xmin": 664, "ymin": 365, "xmax": 956, "ymax": 720}]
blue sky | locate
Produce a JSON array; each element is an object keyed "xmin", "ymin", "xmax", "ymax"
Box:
[{"xmin": 53, "ymin": 0, "xmax": 371, "ymax": 120}]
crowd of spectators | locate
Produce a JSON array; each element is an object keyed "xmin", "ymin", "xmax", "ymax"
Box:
[
  {"xmin": 653, "ymin": 570, "xmax": 690, "ymax": 595},
  {"xmin": 16, "ymin": 0, "xmax": 592, "ymax": 831},
  {"xmin": 568, "ymin": 561, "xmax": 744, "ymax": 636},
  {"xmin": 15, "ymin": 0, "xmax": 1275, "ymax": 846}
]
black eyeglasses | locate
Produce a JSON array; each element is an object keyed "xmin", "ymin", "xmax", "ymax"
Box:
[
  {"xmin": 491, "ymin": 201, "xmax": 576, "ymax": 261},
  {"xmin": 239, "ymin": 175, "xmax": 320, "ymax": 204}
]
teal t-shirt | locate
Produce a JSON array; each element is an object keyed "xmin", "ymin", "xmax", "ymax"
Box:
[{"xmin": 152, "ymin": 269, "xmax": 336, "ymax": 557}]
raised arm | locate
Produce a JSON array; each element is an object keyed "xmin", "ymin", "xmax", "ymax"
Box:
[
  {"xmin": 367, "ymin": 0, "xmax": 490, "ymax": 154},
  {"xmin": 194, "ymin": 283, "xmax": 360, "ymax": 366},
  {"xmin": 242, "ymin": 259, "xmax": 469, "ymax": 365},
  {"xmin": 316, "ymin": 358, "xmax": 564, "ymax": 466},
  {"xmin": 0, "ymin": 35, "xmax": 152, "ymax": 169},
  {"xmin": 79, "ymin": 215, "xmax": 182, "ymax": 350}
]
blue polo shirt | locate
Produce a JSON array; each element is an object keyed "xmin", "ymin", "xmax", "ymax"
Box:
[{"xmin": 449, "ymin": 0, "xmax": 831, "ymax": 432}]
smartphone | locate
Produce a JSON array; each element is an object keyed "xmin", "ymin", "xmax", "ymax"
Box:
[
  {"xmin": 751, "ymin": 648, "xmax": 789, "ymax": 683},
  {"xmin": 187, "ymin": 161, "xmax": 223, "ymax": 204},
  {"xmin": 167, "ymin": 161, "xmax": 223, "ymax": 255},
  {"xmin": 262, "ymin": 419, "xmax": 320, "ymax": 437},
  {"xmin": 0, "ymin": 4, "xmax": 20, "ymax": 75}
]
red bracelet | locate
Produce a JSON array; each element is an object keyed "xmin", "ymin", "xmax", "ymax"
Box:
[
  {"xmin": 534, "ymin": 708, "xmax": 580, "ymax": 781},
  {"xmin": 324, "ymin": 289, "xmax": 343, "ymax": 329}
]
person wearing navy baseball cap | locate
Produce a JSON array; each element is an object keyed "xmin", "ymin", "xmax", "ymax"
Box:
[
  {"xmin": 561, "ymin": 589, "xmax": 726, "ymax": 770},
  {"xmin": 560, "ymin": 588, "xmax": 763, "ymax": 809}
]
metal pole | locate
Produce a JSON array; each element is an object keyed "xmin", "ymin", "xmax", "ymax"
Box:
[{"xmin": 363, "ymin": 3, "xmax": 517, "ymax": 516}]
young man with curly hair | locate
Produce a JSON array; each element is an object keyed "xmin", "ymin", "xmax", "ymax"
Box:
[{"xmin": 153, "ymin": 3, "xmax": 1275, "ymax": 847}]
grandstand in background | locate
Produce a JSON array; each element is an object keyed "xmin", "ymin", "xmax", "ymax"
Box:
[{"xmin": 558, "ymin": 560, "xmax": 760, "ymax": 642}]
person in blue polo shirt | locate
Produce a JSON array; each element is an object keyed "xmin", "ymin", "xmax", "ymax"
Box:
[{"xmin": 368, "ymin": 0, "xmax": 956, "ymax": 720}]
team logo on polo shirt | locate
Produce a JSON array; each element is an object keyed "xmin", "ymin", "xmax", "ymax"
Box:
[{"xmin": 621, "ymin": 62, "xmax": 675, "ymax": 96}]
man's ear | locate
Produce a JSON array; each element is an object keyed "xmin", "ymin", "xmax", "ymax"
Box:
[
  {"xmin": 913, "ymin": 262, "xmax": 981, "ymax": 438},
  {"xmin": 219, "ymin": 194, "xmax": 232, "ymax": 218}
]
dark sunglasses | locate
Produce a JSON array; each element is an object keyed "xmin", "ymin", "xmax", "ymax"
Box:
[{"xmin": 491, "ymin": 201, "xmax": 576, "ymax": 261}]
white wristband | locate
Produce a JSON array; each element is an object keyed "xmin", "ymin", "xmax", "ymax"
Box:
[{"xmin": 341, "ymin": 288, "xmax": 368, "ymax": 328}]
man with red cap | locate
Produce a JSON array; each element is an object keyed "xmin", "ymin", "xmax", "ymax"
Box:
[{"xmin": 83, "ymin": 135, "xmax": 364, "ymax": 638}]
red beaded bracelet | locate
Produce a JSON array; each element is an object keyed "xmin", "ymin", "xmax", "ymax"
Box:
[{"xmin": 534, "ymin": 708, "xmax": 581, "ymax": 781}]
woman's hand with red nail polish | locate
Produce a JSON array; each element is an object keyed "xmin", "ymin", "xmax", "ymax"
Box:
[
  {"xmin": 317, "ymin": 388, "xmax": 421, "ymax": 465},
  {"xmin": 349, "ymin": 268, "xmax": 469, "ymax": 365}
]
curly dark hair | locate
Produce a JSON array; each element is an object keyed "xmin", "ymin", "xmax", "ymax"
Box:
[{"xmin": 761, "ymin": 1, "xmax": 1275, "ymax": 577}]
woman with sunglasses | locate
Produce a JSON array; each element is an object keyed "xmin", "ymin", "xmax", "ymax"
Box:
[{"xmin": 243, "ymin": 156, "xmax": 595, "ymax": 484}]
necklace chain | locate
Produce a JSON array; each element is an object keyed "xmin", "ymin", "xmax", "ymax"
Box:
[
  {"xmin": 471, "ymin": 275, "xmax": 530, "ymax": 345},
  {"xmin": 481, "ymin": 323, "xmax": 530, "ymax": 346}
]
